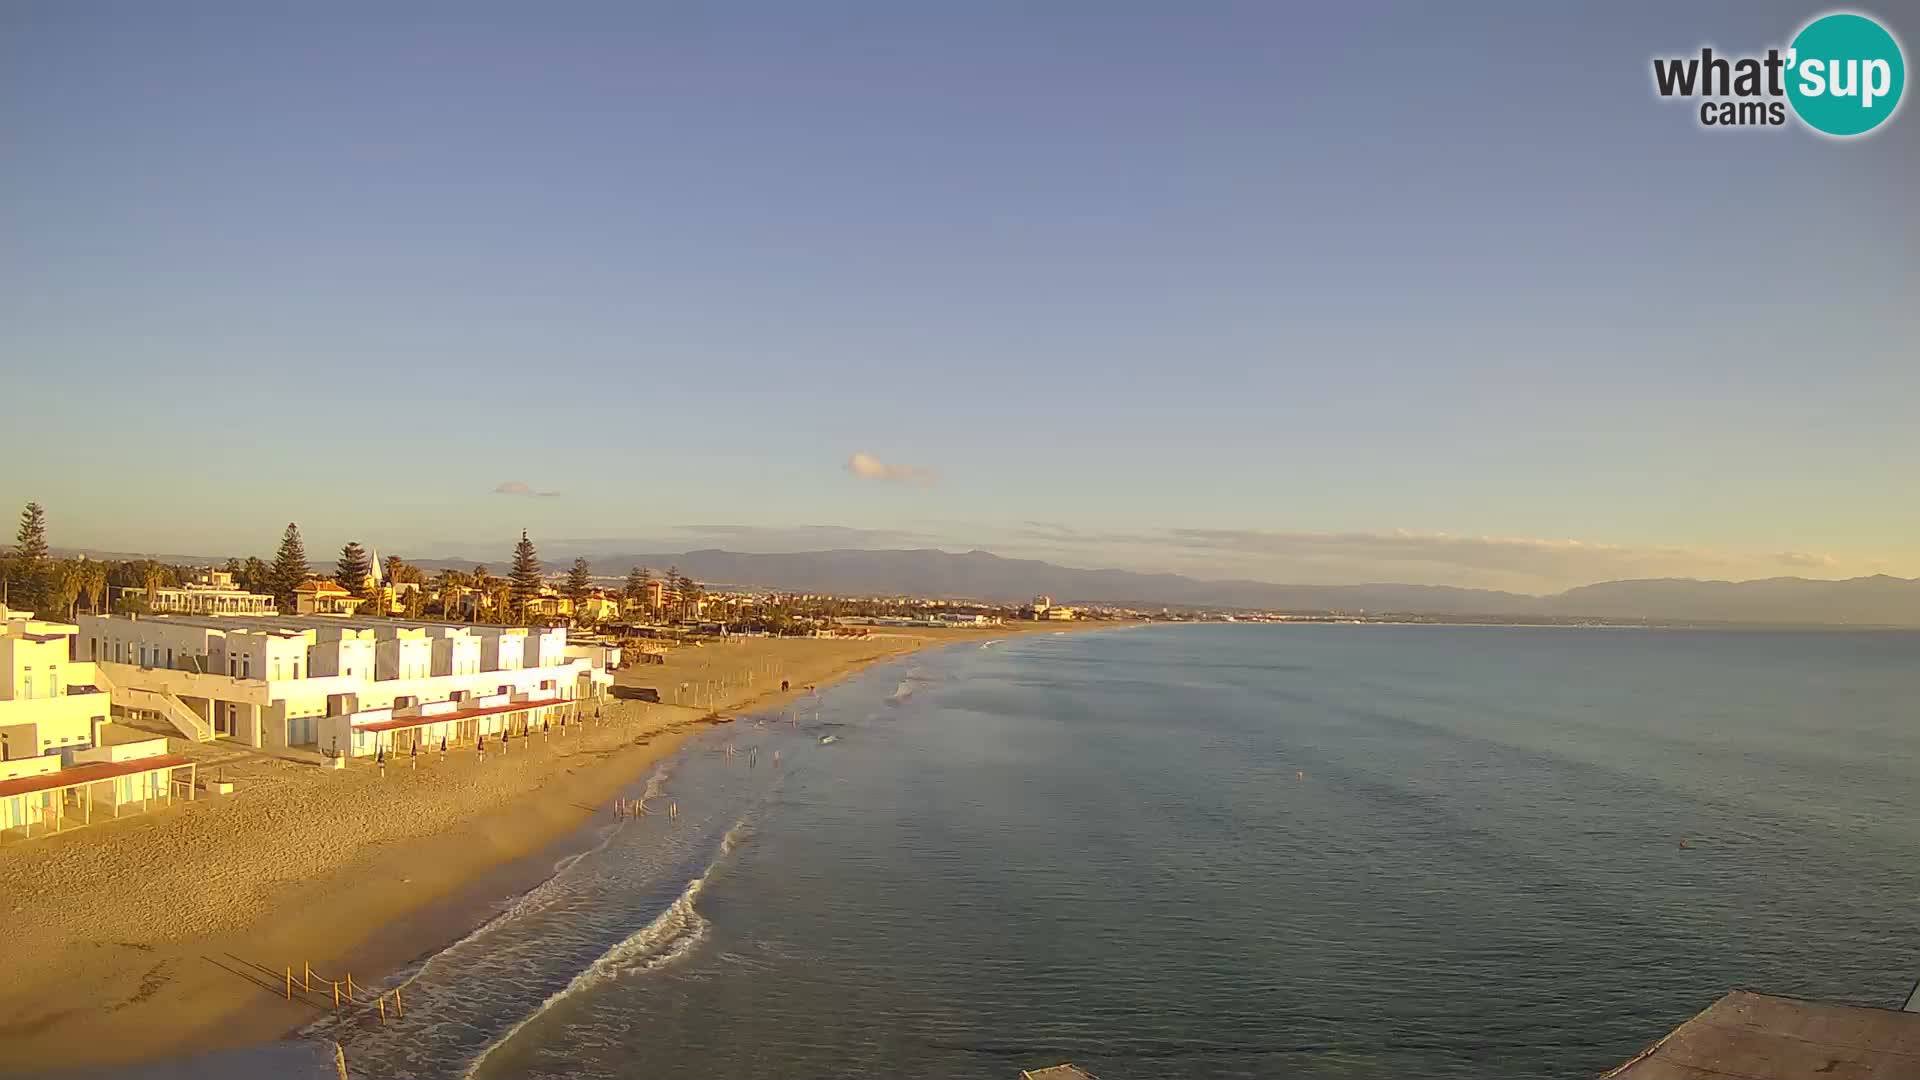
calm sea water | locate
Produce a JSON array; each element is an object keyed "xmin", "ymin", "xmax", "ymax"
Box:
[{"xmin": 319, "ymin": 624, "xmax": 1919, "ymax": 1080}]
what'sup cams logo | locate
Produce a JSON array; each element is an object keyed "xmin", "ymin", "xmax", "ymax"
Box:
[{"xmin": 1652, "ymin": 10, "xmax": 1905, "ymax": 136}]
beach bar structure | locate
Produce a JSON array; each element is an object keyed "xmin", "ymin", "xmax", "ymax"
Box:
[
  {"xmin": 0, "ymin": 737, "xmax": 194, "ymax": 837},
  {"xmin": 321, "ymin": 694, "xmax": 575, "ymax": 758},
  {"xmin": 1602, "ymin": 990, "xmax": 1920, "ymax": 1079}
]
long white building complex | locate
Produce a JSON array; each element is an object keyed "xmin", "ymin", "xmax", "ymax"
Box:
[{"xmin": 74, "ymin": 613, "xmax": 613, "ymax": 757}]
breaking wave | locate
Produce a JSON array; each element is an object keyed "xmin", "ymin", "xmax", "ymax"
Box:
[{"xmin": 461, "ymin": 817, "xmax": 752, "ymax": 1078}]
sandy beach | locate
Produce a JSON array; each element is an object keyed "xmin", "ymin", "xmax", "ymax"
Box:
[{"xmin": 0, "ymin": 624, "xmax": 1095, "ymax": 1073}]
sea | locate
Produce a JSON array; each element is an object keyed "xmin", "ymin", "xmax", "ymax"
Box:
[{"xmin": 149, "ymin": 624, "xmax": 1920, "ymax": 1079}]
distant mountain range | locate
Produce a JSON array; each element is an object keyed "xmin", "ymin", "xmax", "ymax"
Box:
[{"xmin": 409, "ymin": 547, "xmax": 1920, "ymax": 627}]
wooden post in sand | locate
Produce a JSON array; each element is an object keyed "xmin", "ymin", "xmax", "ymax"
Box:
[
  {"xmin": 378, "ymin": 995, "xmax": 386, "ymax": 1025},
  {"xmin": 332, "ymin": 981, "xmax": 341, "ymax": 1010},
  {"xmin": 305, "ymin": 962, "xmax": 313, "ymax": 992},
  {"xmin": 286, "ymin": 968, "xmax": 293, "ymax": 1001},
  {"xmin": 394, "ymin": 986, "xmax": 404, "ymax": 1018}
]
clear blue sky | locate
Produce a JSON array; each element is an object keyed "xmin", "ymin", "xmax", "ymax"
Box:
[{"xmin": 2, "ymin": 2, "xmax": 1914, "ymax": 591}]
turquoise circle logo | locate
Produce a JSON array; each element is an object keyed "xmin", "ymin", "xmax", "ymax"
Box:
[{"xmin": 1786, "ymin": 12, "xmax": 1905, "ymax": 136}]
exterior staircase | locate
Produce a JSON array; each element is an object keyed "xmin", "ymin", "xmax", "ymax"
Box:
[{"xmin": 92, "ymin": 667, "xmax": 215, "ymax": 742}]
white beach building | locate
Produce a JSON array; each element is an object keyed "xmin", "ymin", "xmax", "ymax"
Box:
[
  {"xmin": 74, "ymin": 613, "xmax": 614, "ymax": 754},
  {"xmin": 0, "ymin": 603, "xmax": 112, "ymax": 762},
  {"xmin": 0, "ymin": 604, "xmax": 194, "ymax": 838},
  {"xmin": 143, "ymin": 570, "xmax": 277, "ymax": 616}
]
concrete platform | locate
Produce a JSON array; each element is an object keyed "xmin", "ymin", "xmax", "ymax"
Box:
[{"xmin": 1604, "ymin": 990, "xmax": 1920, "ymax": 1079}]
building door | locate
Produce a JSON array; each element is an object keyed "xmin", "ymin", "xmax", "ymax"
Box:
[{"xmin": 288, "ymin": 715, "xmax": 317, "ymax": 746}]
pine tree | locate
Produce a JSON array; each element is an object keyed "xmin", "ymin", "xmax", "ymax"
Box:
[
  {"xmin": 268, "ymin": 523, "xmax": 310, "ymax": 613},
  {"xmin": 509, "ymin": 531, "xmax": 542, "ymax": 608},
  {"xmin": 666, "ymin": 566, "xmax": 693, "ymax": 621},
  {"xmin": 15, "ymin": 502, "xmax": 48, "ymax": 562},
  {"xmin": 566, "ymin": 557, "xmax": 593, "ymax": 604},
  {"xmin": 10, "ymin": 502, "xmax": 50, "ymax": 612},
  {"xmin": 336, "ymin": 542, "xmax": 373, "ymax": 596}
]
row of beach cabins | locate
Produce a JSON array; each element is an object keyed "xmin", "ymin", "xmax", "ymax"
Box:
[{"xmin": 0, "ymin": 602, "xmax": 617, "ymax": 839}]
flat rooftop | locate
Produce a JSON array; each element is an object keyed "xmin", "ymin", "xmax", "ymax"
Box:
[
  {"xmin": 1604, "ymin": 990, "xmax": 1920, "ymax": 1080},
  {"xmin": 89, "ymin": 614, "xmax": 532, "ymax": 636}
]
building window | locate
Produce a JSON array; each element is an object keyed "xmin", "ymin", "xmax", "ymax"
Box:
[{"xmin": 167, "ymin": 648, "xmax": 174, "ymax": 669}]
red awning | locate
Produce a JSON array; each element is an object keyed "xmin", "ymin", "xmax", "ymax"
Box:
[
  {"xmin": 0, "ymin": 754, "xmax": 192, "ymax": 800},
  {"xmin": 355, "ymin": 697, "xmax": 565, "ymax": 734}
]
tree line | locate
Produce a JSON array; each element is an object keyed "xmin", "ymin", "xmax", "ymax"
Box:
[{"xmin": 2, "ymin": 503, "xmax": 712, "ymax": 630}]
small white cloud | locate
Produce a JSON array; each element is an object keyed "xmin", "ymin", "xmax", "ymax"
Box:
[
  {"xmin": 845, "ymin": 452, "xmax": 935, "ymax": 486},
  {"xmin": 494, "ymin": 480, "xmax": 560, "ymax": 498}
]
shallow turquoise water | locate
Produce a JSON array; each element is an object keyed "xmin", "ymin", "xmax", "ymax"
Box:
[{"xmin": 324, "ymin": 624, "xmax": 1920, "ymax": 1079}]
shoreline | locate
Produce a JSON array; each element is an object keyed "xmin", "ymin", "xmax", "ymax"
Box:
[{"xmin": 0, "ymin": 622, "xmax": 1119, "ymax": 1074}]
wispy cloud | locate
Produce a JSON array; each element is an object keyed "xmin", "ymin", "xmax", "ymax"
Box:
[
  {"xmin": 673, "ymin": 524, "xmax": 938, "ymax": 550},
  {"xmin": 846, "ymin": 452, "xmax": 935, "ymax": 486},
  {"xmin": 1774, "ymin": 550, "xmax": 1838, "ymax": 568},
  {"xmin": 1003, "ymin": 523, "xmax": 1869, "ymax": 592},
  {"xmin": 493, "ymin": 480, "xmax": 561, "ymax": 498}
]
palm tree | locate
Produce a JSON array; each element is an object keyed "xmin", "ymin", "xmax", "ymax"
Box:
[
  {"xmin": 51, "ymin": 560, "xmax": 87, "ymax": 620},
  {"xmin": 142, "ymin": 562, "xmax": 164, "ymax": 609},
  {"xmin": 470, "ymin": 565, "xmax": 492, "ymax": 620},
  {"xmin": 432, "ymin": 568, "xmax": 467, "ymax": 618}
]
